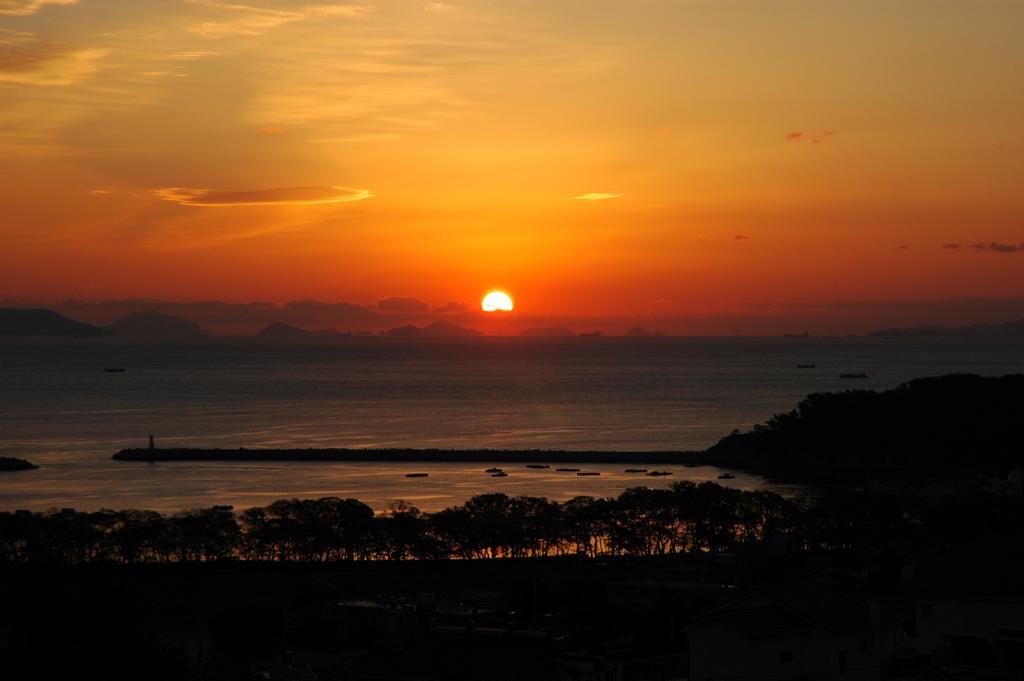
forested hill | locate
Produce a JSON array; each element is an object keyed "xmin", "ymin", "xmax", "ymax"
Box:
[{"xmin": 706, "ymin": 374, "xmax": 1024, "ymax": 481}]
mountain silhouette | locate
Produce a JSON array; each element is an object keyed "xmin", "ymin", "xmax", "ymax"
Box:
[
  {"xmin": 383, "ymin": 321, "xmax": 481, "ymax": 337},
  {"xmin": 257, "ymin": 321, "xmax": 310, "ymax": 338},
  {"xmin": 383, "ymin": 324, "xmax": 422, "ymax": 337},
  {"xmin": 108, "ymin": 310, "xmax": 206, "ymax": 339},
  {"xmin": 420, "ymin": 321, "xmax": 481, "ymax": 337},
  {"xmin": 518, "ymin": 326, "xmax": 576, "ymax": 337},
  {"xmin": 867, "ymin": 318, "xmax": 1024, "ymax": 338},
  {"xmin": 0, "ymin": 308, "xmax": 110, "ymax": 337}
]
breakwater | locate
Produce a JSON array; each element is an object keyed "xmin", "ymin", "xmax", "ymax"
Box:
[{"xmin": 113, "ymin": 447, "xmax": 703, "ymax": 464}]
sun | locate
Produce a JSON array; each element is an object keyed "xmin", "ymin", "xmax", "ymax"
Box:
[{"xmin": 481, "ymin": 290, "xmax": 514, "ymax": 312}]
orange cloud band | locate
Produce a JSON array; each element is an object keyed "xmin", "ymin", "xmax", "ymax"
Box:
[{"xmin": 154, "ymin": 185, "xmax": 373, "ymax": 207}]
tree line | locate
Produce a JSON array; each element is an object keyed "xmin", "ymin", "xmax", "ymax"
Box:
[{"xmin": 1, "ymin": 481, "xmax": 1021, "ymax": 564}]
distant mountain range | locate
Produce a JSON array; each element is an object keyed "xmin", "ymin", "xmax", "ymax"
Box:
[
  {"xmin": 108, "ymin": 310, "xmax": 207, "ymax": 339},
  {"xmin": 256, "ymin": 322, "xmax": 350, "ymax": 339},
  {"xmin": 0, "ymin": 308, "xmax": 205, "ymax": 339},
  {"xmin": 12, "ymin": 304, "xmax": 1021, "ymax": 340},
  {"xmin": 0, "ymin": 308, "xmax": 111, "ymax": 337},
  {"xmin": 626, "ymin": 326, "xmax": 665, "ymax": 337},
  {"xmin": 384, "ymin": 321, "xmax": 481, "ymax": 337},
  {"xmin": 1, "ymin": 308, "xmax": 483, "ymax": 339},
  {"xmin": 258, "ymin": 321, "xmax": 310, "ymax": 338},
  {"xmin": 866, "ymin": 318, "xmax": 1024, "ymax": 339},
  {"xmin": 518, "ymin": 326, "xmax": 576, "ymax": 337}
]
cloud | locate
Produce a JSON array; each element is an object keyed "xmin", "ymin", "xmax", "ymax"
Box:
[
  {"xmin": 434, "ymin": 301, "xmax": 468, "ymax": 313},
  {"xmin": 972, "ymin": 241, "xmax": 1024, "ymax": 253},
  {"xmin": 154, "ymin": 186, "xmax": 372, "ymax": 207},
  {"xmin": 0, "ymin": 0, "xmax": 76, "ymax": 16},
  {"xmin": 785, "ymin": 130, "xmax": 838, "ymax": 144},
  {"xmin": 740, "ymin": 302, "xmax": 771, "ymax": 310},
  {"xmin": 942, "ymin": 243, "xmax": 961, "ymax": 249},
  {"xmin": 574, "ymin": 192, "xmax": 621, "ymax": 201},
  {"xmin": 734, "ymin": 234, "xmax": 749, "ymax": 240},
  {"xmin": 168, "ymin": 51, "xmax": 220, "ymax": 61},
  {"xmin": 186, "ymin": 1, "xmax": 370, "ymax": 38},
  {"xmin": 377, "ymin": 296, "xmax": 429, "ymax": 313},
  {"xmin": 0, "ymin": 31, "xmax": 107, "ymax": 86}
]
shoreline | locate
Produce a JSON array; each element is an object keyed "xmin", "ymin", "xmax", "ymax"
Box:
[{"xmin": 113, "ymin": 447, "xmax": 706, "ymax": 464}]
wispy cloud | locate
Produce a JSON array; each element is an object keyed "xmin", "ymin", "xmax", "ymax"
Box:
[
  {"xmin": 785, "ymin": 130, "xmax": 838, "ymax": 144},
  {"xmin": 155, "ymin": 186, "xmax": 372, "ymax": 207},
  {"xmin": 734, "ymin": 234, "xmax": 749, "ymax": 240},
  {"xmin": 574, "ymin": 192, "xmax": 621, "ymax": 201},
  {"xmin": 186, "ymin": 1, "xmax": 370, "ymax": 38},
  {"xmin": 972, "ymin": 241, "xmax": 1024, "ymax": 253},
  {"xmin": 168, "ymin": 50, "xmax": 220, "ymax": 61},
  {"xmin": 0, "ymin": 31, "xmax": 107, "ymax": 86},
  {"xmin": 942, "ymin": 243, "xmax": 961, "ymax": 249},
  {"xmin": 0, "ymin": 0, "xmax": 76, "ymax": 16}
]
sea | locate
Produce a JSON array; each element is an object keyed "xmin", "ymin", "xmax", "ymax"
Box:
[{"xmin": 1, "ymin": 336, "xmax": 1022, "ymax": 513}]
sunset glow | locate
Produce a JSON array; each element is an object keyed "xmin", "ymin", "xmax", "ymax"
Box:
[{"xmin": 1, "ymin": 1, "xmax": 1023, "ymax": 334}]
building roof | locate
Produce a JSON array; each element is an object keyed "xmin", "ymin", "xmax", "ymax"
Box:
[
  {"xmin": 690, "ymin": 583, "xmax": 903, "ymax": 637},
  {"xmin": 710, "ymin": 605, "xmax": 813, "ymax": 640}
]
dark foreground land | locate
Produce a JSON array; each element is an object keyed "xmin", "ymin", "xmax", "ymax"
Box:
[
  {"xmin": 3, "ymin": 482, "xmax": 1024, "ymax": 679},
  {"xmin": 3, "ymin": 542, "xmax": 1023, "ymax": 680},
  {"xmin": 6, "ymin": 373, "xmax": 1024, "ymax": 679}
]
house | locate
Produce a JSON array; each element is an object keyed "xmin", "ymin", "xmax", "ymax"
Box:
[
  {"xmin": 687, "ymin": 583, "xmax": 905, "ymax": 681},
  {"xmin": 908, "ymin": 556, "xmax": 1024, "ymax": 676}
]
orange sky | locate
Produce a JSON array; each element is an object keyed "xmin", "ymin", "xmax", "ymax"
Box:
[{"xmin": 2, "ymin": 0, "xmax": 1023, "ymax": 334}]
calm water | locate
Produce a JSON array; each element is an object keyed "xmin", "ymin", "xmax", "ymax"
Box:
[{"xmin": 1, "ymin": 336, "xmax": 1022, "ymax": 512}]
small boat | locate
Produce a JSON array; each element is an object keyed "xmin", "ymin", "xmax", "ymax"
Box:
[
  {"xmin": 683, "ymin": 462, "xmax": 700, "ymax": 468},
  {"xmin": 647, "ymin": 470, "xmax": 673, "ymax": 477},
  {"xmin": 717, "ymin": 473, "xmax": 736, "ymax": 480},
  {"xmin": 525, "ymin": 464, "xmax": 549, "ymax": 469},
  {"xmin": 484, "ymin": 467, "xmax": 503, "ymax": 473},
  {"xmin": 576, "ymin": 471, "xmax": 600, "ymax": 476},
  {"xmin": 103, "ymin": 368, "xmax": 126, "ymax": 373},
  {"xmin": 839, "ymin": 372, "xmax": 868, "ymax": 379},
  {"xmin": 491, "ymin": 471, "xmax": 508, "ymax": 478},
  {"xmin": 555, "ymin": 467, "xmax": 580, "ymax": 472},
  {"xmin": 796, "ymin": 364, "xmax": 816, "ymax": 369},
  {"xmin": 624, "ymin": 468, "xmax": 647, "ymax": 473},
  {"xmin": 405, "ymin": 473, "xmax": 429, "ymax": 478}
]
